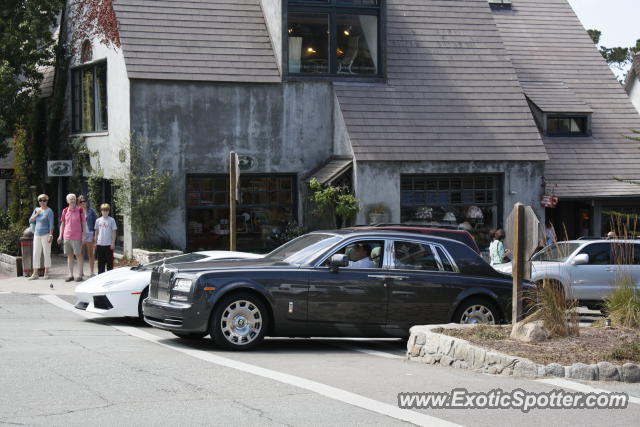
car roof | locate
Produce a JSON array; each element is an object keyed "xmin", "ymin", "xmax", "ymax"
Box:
[
  {"xmin": 311, "ymin": 229, "xmax": 466, "ymax": 247},
  {"xmin": 558, "ymin": 239, "xmax": 640, "ymax": 244}
]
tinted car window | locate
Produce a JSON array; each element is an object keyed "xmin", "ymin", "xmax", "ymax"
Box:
[
  {"xmin": 394, "ymin": 241, "xmax": 440, "ymax": 271},
  {"xmin": 578, "ymin": 243, "xmax": 611, "ymax": 265},
  {"xmin": 323, "ymin": 240, "xmax": 384, "ymax": 269},
  {"xmin": 435, "ymin": 246, "xmax": 454, "ymax": 272}
]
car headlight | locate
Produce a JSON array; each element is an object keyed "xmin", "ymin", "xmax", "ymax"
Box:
[{"xmin": 173, "ymin": 279, "xmax": 193, "ymax": 293}]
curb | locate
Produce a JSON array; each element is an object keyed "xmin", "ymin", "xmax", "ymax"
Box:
[{"xmin": 406, "ymin": 324, "xmax": 640, "ymax": 383}]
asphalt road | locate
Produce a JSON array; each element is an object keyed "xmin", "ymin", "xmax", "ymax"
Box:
[{"xmin": 1, "ymin": 287, "xmax": 640, "ymax": 426}]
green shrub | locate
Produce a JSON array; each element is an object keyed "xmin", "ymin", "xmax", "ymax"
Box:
[
  {"xmin": 0, "ymin": 223, "xmax": 25, "ymax": 256},
  {"xmin": 604, "ymin": 275, "xmax": 640, "ymax": 328}
]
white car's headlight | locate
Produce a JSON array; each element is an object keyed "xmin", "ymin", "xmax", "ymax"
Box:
[{"xmin": 173, "ymin": 279, "xmax": 193, "ymax": 293}]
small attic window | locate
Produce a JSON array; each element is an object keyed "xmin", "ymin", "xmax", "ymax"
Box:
[
  {"xmin": 547, "ymin": 115, "xmax": 589, "ymax": 137},
  {"xmin": 488, "ymin": 0, "xmax": 512, "ymax": 11}
]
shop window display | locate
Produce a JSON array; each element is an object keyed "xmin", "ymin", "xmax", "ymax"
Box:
[
  {"xmin": 187, "ymin": 175, "xmax": 296, "ymax": 252},
  {"xmin": 401, "ymin": 175, "xmax": 500, "ymax": 249}
]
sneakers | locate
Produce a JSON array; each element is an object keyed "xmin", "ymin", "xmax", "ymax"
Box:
[
  {"xmin": 42, "ymin": 275, "xmax": 49, "ymax": 280},
  {"xmin": 28, "ymin": 274, "xmax": 38, "ymax": 280},
  {"xmin": 64, "ymin": 276, "xmax": 74, "ymax": 282},
  {"xmin": 75, "ymin": 276, "xmax": 83, "ymax": 282}
]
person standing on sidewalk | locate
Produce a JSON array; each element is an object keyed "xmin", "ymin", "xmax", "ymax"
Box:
[
  {"xmin": 489, "ymin": 229, "xmax": 511, "ymax": 266},
  {"xmin": 28, "ymin": 194, "xmax": 55, "ymax": 280},
  {"xmin": 78, "ymin": 195, "xmax": 98, "ymax": 277},
  {"xmin": 57, "ymin": 193, "xmax": 87, "ymax": 282},
  {"xmin": 94, "ymin": 204, "xmax": 117, "ymax": 274}
]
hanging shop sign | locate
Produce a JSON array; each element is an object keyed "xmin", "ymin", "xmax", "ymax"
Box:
[
  {"xmin": 238, "ymin": 155, "xmax": 257, "ymax": 171},
  {"xmin": 541, "ymin": 194, "xmax": 559, "ymax": 208},
  {"xmin": 47, "ymin": 160, "xmax": 73, "ymax": 177}
]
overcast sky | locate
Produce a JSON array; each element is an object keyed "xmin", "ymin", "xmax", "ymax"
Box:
[{"xmin": 567, "ymin": 0, "xmax": 640, "ymax": 47}]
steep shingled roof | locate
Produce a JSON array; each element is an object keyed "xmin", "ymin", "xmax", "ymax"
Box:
[
  {"xmin": 493, "ymin": 0, "xmax": 640, "ymax": 198},
  {"xmin": 333, "ymin": 0, "xmax": 547, "ymax": 162},
  {"xmin": 112, "ymin": 0, "xmax": 280, "ymax": 82}
]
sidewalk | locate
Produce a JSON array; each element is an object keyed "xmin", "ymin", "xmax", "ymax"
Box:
[{"xmin": 0, "ymin": 254, "xmax": 94, "ymax": 296}]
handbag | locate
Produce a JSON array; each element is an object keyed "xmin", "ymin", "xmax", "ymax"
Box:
[{"xmin": 29, "ymin": 209, "xmax": 37, "ymax": 234}]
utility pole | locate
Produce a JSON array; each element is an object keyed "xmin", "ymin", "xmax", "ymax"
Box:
[{"xmin": 229, "ymin": 152, "xmax": 238, "ymax": 251}]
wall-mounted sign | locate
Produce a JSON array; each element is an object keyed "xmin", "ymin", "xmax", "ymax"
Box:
[
  {"xmin": 238, "ymin": 155, "xmax": 257, "ymax": 171},
  {"xmin": 0, "ymin": 169, "xmax": 13, "ymax": 179},
  {"xmin": 541, "ymin": 194, "xmax": 558, "ymax": 208},
  {"xmin": 47, "ymin": 160, "xmax": 73, "ymax": 177}
]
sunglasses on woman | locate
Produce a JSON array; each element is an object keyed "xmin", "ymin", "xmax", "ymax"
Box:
[{"xmin": 38, "ymin": 199, "xmax": 48, "ymax": 202}]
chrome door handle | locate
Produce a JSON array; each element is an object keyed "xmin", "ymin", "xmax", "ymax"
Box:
[
  {"xmin": 367, "ymin": 274, "xmax": 409, "ymax": 281},
  {"xmin": 605, "ymin": 267, "xmax": 614, "ymax": 272}
]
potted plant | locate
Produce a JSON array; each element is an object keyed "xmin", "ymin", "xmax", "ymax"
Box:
[
  {"xmin": 309, "ymin": 178, "xmax": 360, "ymax": 228},
  {"xmin": 368, "ymin": 204, "xmax": 389, "ymax": 225}
]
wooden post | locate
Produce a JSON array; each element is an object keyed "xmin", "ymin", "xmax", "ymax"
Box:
[
  {"xmin": 512, "ymin": 203, "xmax": 525, "ymax": 326},
  {"xmin": 229, "ymin": 152, "xmax": 238, "ymax": 251}
]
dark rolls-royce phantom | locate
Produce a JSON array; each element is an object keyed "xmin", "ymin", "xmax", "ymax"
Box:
[{"xmin": 143, "ymin": 230, "xmax": 530, "ymax": 350}]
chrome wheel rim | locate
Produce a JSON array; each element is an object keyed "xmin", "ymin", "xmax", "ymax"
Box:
[
  {"xmin": 460, "ymin": 304, "xmax": 496, "ymax": 325},
  {"xmin": 220, "ymin": 300, "xmax": 262, "ymax": 345}
]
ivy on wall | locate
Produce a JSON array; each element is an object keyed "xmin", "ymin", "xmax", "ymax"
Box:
[{"xmin": 70, "ymin": 0, "xmax": 121, "ymax": 52}]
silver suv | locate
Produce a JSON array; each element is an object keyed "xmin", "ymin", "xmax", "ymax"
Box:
[{"xmin": 494, "ymin": 239, "xmax": 640, "ymax": 307}]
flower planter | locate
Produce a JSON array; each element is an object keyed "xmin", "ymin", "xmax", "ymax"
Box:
[
  {"xmin": 368, "ymin": 212, "xmax": 389, "ymax": 224},
  {"xmin": 132, "ymin": 248, "xmax": 183, "ymax": 265}
]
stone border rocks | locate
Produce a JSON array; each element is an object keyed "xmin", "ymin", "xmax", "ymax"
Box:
[
  {"xmin": 132, "ymin": 248, "xmax": 182, "ymax": 265},
  {"xmin": 407, "ymin": 324, "xmax": 640, "ymax": 383}
]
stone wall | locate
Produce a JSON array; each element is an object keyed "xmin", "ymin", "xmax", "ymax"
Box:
[
  {"xmin": 407, "ymin": 324, "xmax": 640, "ymax": 383},
  {"xmin": 0, "ymin": 253, "xmax": 22, "ymax": 277}
]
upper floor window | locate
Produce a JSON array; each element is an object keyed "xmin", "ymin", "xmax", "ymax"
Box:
[
  {"xmin": 287, "ymin": 0, "xmax": 381, "ymax": 76},
  {"xmin": 71, "ymin": 62, "xmax": 107, "ymax": 133}
]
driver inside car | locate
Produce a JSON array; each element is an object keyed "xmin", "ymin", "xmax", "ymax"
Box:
[{"xmin": 347, "ymin": 242, "xmax": 376, "ymax": 269}]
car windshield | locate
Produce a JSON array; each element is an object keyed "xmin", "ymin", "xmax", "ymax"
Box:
[
  {"xmin": 531, "ymin": 242, "xmax": 581, "ymax": 262},
  {"xmin": 265, "ymin": 233, "xmax": 342, "ymax": 264},
  {"xmin": 140, "ymin": 253, "xmax": 210, "ymax": 269}
]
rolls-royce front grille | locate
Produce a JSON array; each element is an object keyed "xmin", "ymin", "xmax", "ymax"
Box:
[{"xmin": 149, "ymin": 268, "xmax": 174, "ymax": 302}]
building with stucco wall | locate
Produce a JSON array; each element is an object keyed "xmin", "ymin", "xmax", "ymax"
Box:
[{"xmin": 58, "ymin": 0, "xmax": 640, "ymax": 254}]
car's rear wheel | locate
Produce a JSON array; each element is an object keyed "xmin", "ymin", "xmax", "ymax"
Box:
[
  {"xmin": 453, "ymin": 297, "xmax": 499, "ymax": 325},
  {"xmin": 210, "ymin": 292, "xmax": 268, "ymax": 351},
  {"xmin": 172, "ymin": 332, "xmax": 208, "ymax": 340},
  {"xmin": 137, "ymin": 287, "xmax": 149, "ymax": 319}
]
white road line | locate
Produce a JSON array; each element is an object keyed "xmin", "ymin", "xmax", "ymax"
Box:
[
  {"xmin": 39, "ymin": 294, "xmax": 462, "ymax": 427},
  {"xmin": 328, "ymin": 341, "xmax": 405, "ymax": 359},
  {"xmin": 536, "ymin": 378, "xmax": 640, "ymax": 405}
]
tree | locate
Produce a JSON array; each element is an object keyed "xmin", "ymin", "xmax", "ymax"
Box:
[
  {"xmin": 588, "ymin": 28, "xmax": 640, "ymax": 81},
  {"xmin": 0, "ymin": 0, "xmax": 64, "ymax": 157}
]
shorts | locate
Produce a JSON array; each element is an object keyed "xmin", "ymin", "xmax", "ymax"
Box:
[
  {"xmin": 63, "ymin": 239, "xmax": 82, "ymax": 256},
  {"xmin": 83, "ymin": 231, "xmax": 94, "ymax": 243}
]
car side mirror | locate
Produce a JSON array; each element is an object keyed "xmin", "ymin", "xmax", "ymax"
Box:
[
  {"xmin": 572, "ymin": 254, "xmax": 589, "ymax": 265},
  {"xmin": 329, "ymin": 254, "xmax": 349, "ymax": 272}
]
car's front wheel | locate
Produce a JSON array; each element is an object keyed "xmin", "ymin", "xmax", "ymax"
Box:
[
  {"xmin": 137, "ymin": 287, "xmax": 149, "ymax": 320},
  {"xmin": 453, "ymin": 297, "xmax": 499, "ymax": 325},
  {"xmin": 210, "ymin": 292, "xmax": 268, "ymax": 351}
]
